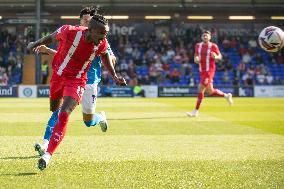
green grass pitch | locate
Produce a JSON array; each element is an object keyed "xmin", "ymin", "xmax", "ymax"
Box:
[{"xmin": 0, "ymin": 97, "xmax": 284, "ymax": 188}]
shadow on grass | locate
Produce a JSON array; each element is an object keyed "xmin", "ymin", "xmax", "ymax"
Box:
[
  {"xmin": 0, "ymin": 155, "xmax": 38, "ymax": 160},
  {"xmin": 0, "ymin": 172, "xmax": 37, "ymax": 176}
]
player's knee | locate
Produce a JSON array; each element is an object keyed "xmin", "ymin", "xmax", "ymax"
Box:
[
  {"xmin": 60, "ymin": 106, "xmax": 70, "ymax": 113},
  {"xmin": 61, "ymin": 97, "xmax": 77, "ymax": 113},
  {"xmin": 50, "ymin": 104, "xmax": 57, "ymax": 112},
  {"xmin": 68, "ymin": 107, "xmax": 75, "ymax": 113},
  {"xmin": 207, "ymin": 89, "xmax": 214, "ymax": 95},
  {"xmin": 50, "ymin": 106, "xmax": 57, "ymax": 112},
  {"xmin": 82, "ymin": 107, "xmax": 94, "ymax": 115},
  {"xmin": 50, "ymin": 99, "xmax": 62, "ymax": 112}
]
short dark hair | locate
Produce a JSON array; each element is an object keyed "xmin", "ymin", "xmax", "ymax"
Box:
[
  {"xmin": 81, "ymin": 6, "xmax": 108, "ymax": 25},
  {"xmin": 202, "ymin": 30, "xmax": 211, "ymax": 35},
  {"xmin": 79, "ymin": 6, "xmax": 97, "ymax": 18},
  {"xmin": 92, "ymin": 14, "xmax": 108, "ymax": 25}
]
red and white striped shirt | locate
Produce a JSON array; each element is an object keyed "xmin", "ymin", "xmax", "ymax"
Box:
[
  {"xmin": 194, "ymin": 42, "xmax": 220, "ymax": 72},
  {"xmin": 52, "ymin": 25, "xmax": 108, "ymax": 82}
]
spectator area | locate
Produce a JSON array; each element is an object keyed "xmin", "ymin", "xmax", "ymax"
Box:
[{"xmin": 1, "ymin": 24, "xmax": 283, "ymax": 86}]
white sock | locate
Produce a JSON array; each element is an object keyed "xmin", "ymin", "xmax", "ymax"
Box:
[
  {"xmin": 44, "ymin": 152, "xmax": 51, "ymax": 158},
  {"xmin": 42, "ymin": 139, "xmax": 49, "ymax": 150},
  {"xmin": 42, "ymin": 152, "xmax": 52, "ymax": 164}
]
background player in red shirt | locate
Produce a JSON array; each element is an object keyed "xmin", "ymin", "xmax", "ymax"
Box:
[
  {"xmin": 27, "ymin": 14, "xmax": 126, "ymax": 170},
  {"xmin": 187, "ymin": 30, "xmax": 233, "ymax": 117}
]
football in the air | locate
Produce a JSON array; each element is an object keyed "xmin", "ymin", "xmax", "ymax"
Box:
[{"xmin": 258, "ymin": 26, "xmax": 284, "ymax": 52}]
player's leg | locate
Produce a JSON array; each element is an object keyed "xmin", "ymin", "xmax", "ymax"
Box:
[
  {"xmin": 38, "ymin": 96, "xmax": 78, "ymax": 170},
  {"xmin": 38, "ymin": 83, "xmax": 83, "ymax": 170},
  {"xmin": 206, "ymin": 83, "xmax": 233, "ymax": 105},
  {"xmin": 196, "ymin": 84, "xmax": 206, "ymax": 110},
  {"xmin": 43, "ymin": 99, "xmax": 62, "ymax": 143},
  {"xmin": 206, "ymin": 83, "xmax": 224, "ymax": 96},
  {"xmin": 187, "ymin": 72, "xmax": 208, "ymax": 117},
  {"xmin": 81, "ymin": 84, "xmax": 108, "ymax": 132},
  {"xmin": 187, "ymin": 83, "xmax": 206, "ymax": 117},
  {"xmin": 47, "ymin": 96, "xmax": 78, "ymax": 155},
  {"xmin": 44, "ymin": 99, "xmax": 62, "ymax": 140},
  {"xmin": 34, "ymin": 99, "xmax": 62, "ymax": 156},
  {"xmin": 35, "ymin": 80, "xmax": 63, "ymax": 156}
]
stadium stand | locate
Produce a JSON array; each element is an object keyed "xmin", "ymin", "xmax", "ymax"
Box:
[
  {"xmin": 0, "ymin": 0, "xmax": 283, "ymax": 87},
  {"xmin": 0, "ymin": 27, "xmax": 24, "ymax": 85},
  {"xmin": 0, "ymin": 24, "xmax": 283, "ymax": 87},
  {"xmin": 106, "ymin": 25, "xmax": 284, "ymax": 87}
]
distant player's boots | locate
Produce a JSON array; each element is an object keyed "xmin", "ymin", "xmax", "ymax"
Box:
[
  {"xmin": 225, "ymin": 93, "xmax": 233, "ymax": 106},
  {"xmin": 34, "ymin": 143, "xmax": 46, "ymax": 156},
  {"xmin": 38, "ymin": 152, "xmax": 51, "ymax": 171},
  {"xmin": 186, "ymin": 109, "xmax": 199, "ymax": 117},
  {"xmin": 98, "ymin": 111, "xmax": 108, "ymax": 132}
]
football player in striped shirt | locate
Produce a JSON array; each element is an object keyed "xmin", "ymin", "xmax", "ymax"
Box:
[{"xmin": 187, "ymin": 30, "xmax": 233, "ymax": 117}]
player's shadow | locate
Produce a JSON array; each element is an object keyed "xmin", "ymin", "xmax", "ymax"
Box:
[
  {"xmin": 0, "ymin": 156, "xmax": 39, "ymax": 177},
  {"xmin": 0, "ymin": 155, "xmax": 38, "ymax": 160},
  {"xmin": 109, "ymin": 116, "xmax": 185, "ymax": 121},
  {"xmin": 0, "ymin": 172, "xmax": 37, "ymax": 176}
]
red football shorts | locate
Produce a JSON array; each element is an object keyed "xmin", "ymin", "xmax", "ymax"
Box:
[
  {"xmin": 199, "ymin": 71, "xmax": 215, "ymax": 87},
  {"xmin": 50, "ymin": 77, "xmax": 85, "ymax": 104}
]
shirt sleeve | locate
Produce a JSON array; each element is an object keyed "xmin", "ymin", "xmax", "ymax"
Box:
[
  {"xmin": 98, "ymin": 39, "xmax": 109, "ymax": 54},
  {"xmin": 56, "ymin": 25, "xmax": 69, "ymax": 41},
  {"xmin": 212, "ymin": 43, "xmax": 221, "ymax": 55}
]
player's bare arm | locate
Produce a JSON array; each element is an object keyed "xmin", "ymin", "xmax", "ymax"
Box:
[
  {"xmin": 111, "ymin": 55, "xmax": 116, "ymax": 66},
  {"xmin": 100, "ymin": 52, "xmax": 127, "ymax": 86},
  {"xmin": 100, "ymin": 52, "xmax": 116, "ymax": 76},
  {"xmin": 212, "ymin": 52, "xmax": 222, "ymax": 61},
  {"xmin": 27, "ymin": 31, "xmax": 57, "ymax": 51},
  {"xmin": 34, "ymin": 45, "xmax": 57, "ymax": 56}
]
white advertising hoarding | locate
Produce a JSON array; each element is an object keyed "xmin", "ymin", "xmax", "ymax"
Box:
[
  {"xmin": 18, "ymin": 85, "xmax": 37, "ymax": 98},
  {"xmin": 254, "ymin": 86, "xmax": 284, "ymax": 97},
  {"xmin": 141, "ymin": 85, "xmax": 158, "ymax": 98}
]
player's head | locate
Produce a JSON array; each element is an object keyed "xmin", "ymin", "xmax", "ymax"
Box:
[
  {"xmin": 88, "ymin": 14, "xmax": 109, "ymax": 45},
  {"xmin": 201, "ymin": 30, "xmax": 211, "ymax": 43},
  {"xmin": 79, "ymin": 6, "xmax": 96, "ymax": 27}
]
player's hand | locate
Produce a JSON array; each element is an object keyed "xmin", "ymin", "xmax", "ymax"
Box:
[
  {"xmin": 27, "ymin": 42, "xmax": 36, "ymax": 51},
  {"xmin": 113, "ymin": 76, "xmax": 127, "ymax": 86},
  {"xmin": 194, "ymin": 56, "xmax": 200, "ymax": 64},
  {"xmin": 34, "ymin": 45, "xmax": 48, "ymax": 54},
  {"xmin": 211, "ymin": 52, "xmax": 217, "ymax": 59}
]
